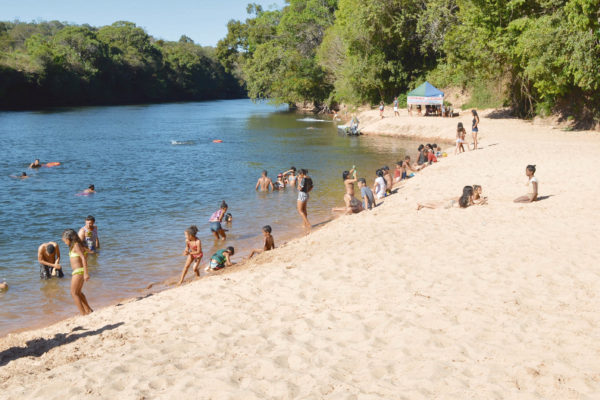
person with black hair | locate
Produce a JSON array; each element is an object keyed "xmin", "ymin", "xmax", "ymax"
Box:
[
  {"xmin": 297, "ymin": 169, "xmax": 313, "ymax": 229},
  {"xmin": 455, "ymin": 123, "xmax": 468, "ymax": 154},
  {"xmin": 249, "ymin": 225, "xmax": 275, "ymax": 258},
  {"xmin": 78, "ymin": 215, "xmax": 100, "ymax": 254},
  {"xmin": 255, "ymin": 170, "xmax": 274, "ymax": 192},
  {"xmin": 178, "ymin": 225, "xmax": 203, "ymax": 284},
  {"xmin": 514, "ymin": 165, "xmax": 538, "ymax": 203},
  {"xmin": 29, "ymin": 159, "xmax": 42, "ymax": 169},
  {"xmin": 373, "ymin": 169, "xmax": 387, "ymax": 200},
  {"xmin": 209, "ymin": 201, "xmax": 228, "ymax": 240},
  {"xmin": 38, "ymin": 241, "xmax": 63, "ymax": 279},
  {"xmin": 282, "ymin": 166, "xmax": 297, "ymax": 186},
  {"xmin": 62, "ymin": 229, "xmax": 93, "ymax": 315},
  {"xmin": 332, "ymin": 167, "xmax": 364, "ymax": 214},
  {"xmin": 471, "ymin": 109, "xmax": 480, "ymax": 150},
  {"xmin": 417, "ymin": 186, "xmax": 484, "ymax": 210},
  {"xmin": 206, "ymin": 247, "xmax": 235, "ymax": 271}
]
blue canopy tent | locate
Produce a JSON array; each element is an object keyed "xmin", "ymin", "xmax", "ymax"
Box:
[{"xmin": 407, "ymin": 82, "xmax": 444, "ymax": 106}]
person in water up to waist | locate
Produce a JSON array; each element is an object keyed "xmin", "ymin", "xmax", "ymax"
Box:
[
  {"xmin": 38, "ymin": 241, "xmax": 64, "ymax": 279},
  {"xmin": 78, "ymin": 215, "xmax": 100, "ymax": 254}
]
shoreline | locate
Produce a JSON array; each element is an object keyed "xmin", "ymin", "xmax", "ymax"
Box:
[{"xmin": 2, "ymin": 108, "xmax": 600, "ymax": 398}]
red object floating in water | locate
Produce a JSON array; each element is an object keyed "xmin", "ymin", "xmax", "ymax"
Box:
[
  {"xmin": 44, "ymin": 162, "xmax": 61, "ymax": 167},
  {"xmin": 212, "ymin": 139, "xmax": 223, "ymax": 143}
]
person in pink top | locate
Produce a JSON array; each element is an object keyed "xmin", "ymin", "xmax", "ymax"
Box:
[{"xmin": 209, "ymin": 201, "xmax": 228, "ymax": 240}]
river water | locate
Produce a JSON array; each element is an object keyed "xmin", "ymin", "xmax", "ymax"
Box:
[{"xmin": 0, "ymin": 99, "xmax": 422, "ymax": 336}]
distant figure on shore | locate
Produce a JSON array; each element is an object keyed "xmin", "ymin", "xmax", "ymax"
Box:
[
  {"xmin": 283, "ymin": 167, "xmax": 297, "ymax": 187},
  {"xmin": 455, "ymin": 123, "xmax": 468, "ymax": 154},
  {"xmin": 249, "ymin": 225, "xmax": 275, "ymax": 258},
  {"xmin": 393, "ymin": 97, "xmax": 399, "ymax": 116},
  {"xmin": 471, "ymin": 109, "xmax": 480, "ymax": 150},
  {"xmin": 29, "ymin": 159, "xmax": 42, "ymax": 169},
  {"xmin": 373, "ymin": 169, "xmax": 387, "ymax": 200},
  {"xmin": 38, "ymin": 242, "xmax": 64, "ymax": 279},
  {"xmin": 379, "ymin": 101, "xmax": 384, "ymax": 119},
  {"xmin": 514, "ymin": 165, "xmax": 538, "ymax": 203},
  {"xmin": 332, "ymin": 167, "xmax": 363, "ymax": 214},
  {"xmin": 206, "ymin": 247, "xmax": 234, "ymax": 271},
  {"xmin": 297, "ymin": 169, "xmax": 313, "ymax": 229},
  {"xmin": 78, "ymin": 215, "xmax": 100, "ymax": 254},
  {"xmin": 178, "ymin": 225, "xmax": 203, "ymax": 284},
  {"xmin": 417, "ymin": 185, "xmax": 484, "ymax": 210},
  {"xmin": 256, "ymin": 170, "xmax": 274, "ymax": 192},
  {"xmin": 358, "ymin": 178, "xmax": 375, "ymax": 210},
  {"xmin": 62, "ymin": 229, "xmax": 93, "ymax": 315},
  {"xmin": 209, "ymin": 201, "xmax": 228, "ymax": 240}
]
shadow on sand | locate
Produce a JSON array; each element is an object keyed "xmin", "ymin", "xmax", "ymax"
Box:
[{"xmin": 0, "ymin": 322, "xmax": 124, "ymax": 367}]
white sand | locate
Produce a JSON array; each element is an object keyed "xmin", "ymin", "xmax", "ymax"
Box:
[{"xmin": 2, "ymin": 109, "xmax": 600, "ymax": 399}]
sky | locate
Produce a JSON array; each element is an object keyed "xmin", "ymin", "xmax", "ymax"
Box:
[{"xmin": 0, "ymin": 0, "xmax": 286, "ymax": 46}]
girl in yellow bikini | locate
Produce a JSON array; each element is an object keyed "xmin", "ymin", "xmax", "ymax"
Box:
[{"xmin": 62, "ymin": 229, "xmax": 93, "ymax": 315}]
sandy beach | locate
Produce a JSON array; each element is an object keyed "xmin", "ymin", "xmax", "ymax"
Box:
[{"xmin": 2, "ymin": 108, "xmax": 600, "ymax": 399}]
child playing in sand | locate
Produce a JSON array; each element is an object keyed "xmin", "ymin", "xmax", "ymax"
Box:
[
  {"xmin": 249, "ymin": 225, "xmax": 275, "ymax": 258},
  {"xmin": 417, "ymin": 186, "xmax": 484, "ymax": 210},
  {"xmin": 206, "ymin": 247, "xmax": 235, "ymax": 271},
  {"xmin": 514, "ymin": 165, "xmax": 538, "ymax": 203},
  {"xmin": 178, "ymin": 225, "xmax": 203, "ymax": 284}
]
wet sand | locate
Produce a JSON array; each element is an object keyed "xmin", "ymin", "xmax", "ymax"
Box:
[{"xmin": 2, "ymin": 109, "xmax": 600, "ymax": 399}]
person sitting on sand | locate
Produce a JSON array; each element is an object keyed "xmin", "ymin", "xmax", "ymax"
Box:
[
  {"xmin": 62, "ymin": 229, "xmax": 93, "ymax": 315},
  {"xmin": 209, "ymin": 201, "xmax": 228, "ymax": 240},
  {"xmin": 514, "ymin": 165, "xmax": 538, "ymax": 203},
  {"xmin": 417, "ymin": 186, "xmax": 484, "ymax": 210},
  {"xmin": 358, "ymin": 178, "xmax": 375, "ymax": 210},
  {"xmin": 382, "ymin": 166, "xmax": 393, "ymax": 195},
  {"xmin": 178, "ymin": 225, "xmax": 203, "ymax": 285},
  {"xmin": 282, "ymin": 167, "xmax": 297, "ymax": 187},
  {"xmin": 38, "ymin": 242, "xmax": 64, "ymax": 279},
  {"xmin": 416, "ymin": 145, "xmax": 429, "ymax": 167},
  {"xmin": 427, "ymin": 144, "xmax": 438, "ymax": 165},
  {"xmin": 332, "ymin": 168, "xmax": 364, "ymax": 214},
  {"xmin": 206, "ymin": 247, "xmax": 234, "ymax": 271},
  {"xmin": 29, "ymin": 159, "xmax": 42, "ymax": 169},
  {"xmin": 472, "ymin": 185, "xmax": 488, "ymax": 205},
  {"xmin": 255, "ymin": 170, "xmax": 274, "ymax": 192},
  {"xmin": 83, "ymin": 185, "xmax": 95, "ymax": 194},
  {"xmin": 373, "ymin": 169, "xmax": 387, "ymax": 200},
  {"xmin": 249, "ymin": 225, "xmax": 275, "ymax": 258},
  {"xmin": 403, "ymin": 156, "xmax": 420, "ymax": 175},
  {"xmin": 78, "ymin": 215, "xmax": 100, "ymax": 254}
]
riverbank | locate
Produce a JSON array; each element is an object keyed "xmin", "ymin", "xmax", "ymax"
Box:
[{"xmin": 2, "ymin": 109, "xmax": 600, "ymax": 398}]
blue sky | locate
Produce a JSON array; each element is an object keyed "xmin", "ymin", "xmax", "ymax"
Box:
[{"xmin": 0, "ymin": 0, "xmax": 286, "ymax": 46}]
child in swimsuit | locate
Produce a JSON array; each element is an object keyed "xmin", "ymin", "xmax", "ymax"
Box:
[
  {"xmin": 178, "ymin": 225, "xmax": 203, "ymax": 284},
  {"xmin": 249, "ymin": 226, "xmax": 275, "ymax": 258},
  {"xmin": 62, "ymin": 229, "xmax": 93, "ymax": 315}
]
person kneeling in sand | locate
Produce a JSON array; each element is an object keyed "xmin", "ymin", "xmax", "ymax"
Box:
[
  {"xmin": 249, "ymin": 225, "xmax": 275, "ymax": 258},
  {"xmin": 514, "ymin": 165, "xmax": 538, "ymax": 203},
  {"xmin": 417, "ymin": 185, "xmax": 485, "ymax": 210},
  {"xmin": 206, "ymin": 247, "xmax": 234, "ymax": 272}
]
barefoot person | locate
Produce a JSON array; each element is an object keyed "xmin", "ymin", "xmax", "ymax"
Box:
[
  {"xmin": 455, "ymin": 123, "xmax": 468, "ymax": 154},
  {"xmin": 417, "ymin": 186, "xmax": 483, "ymax": 210},
  {"xmin": 209, "ymin": 201, "xmax": 228, "ymax": 240},
  {"xmin": 78, "ymin": 215, "xmax": 100, "ymax": 254},
  {"xmin": 38, "ymin": 242, "xmax": 64, "ymax": 279},
  {"xmin": 62, "ymin": 229, "xmax": 92, "ymax": 315},
  {"xmin": 249, "ymin": 225, "xmax": 275, "ymax": 258},
  {"xmin": 255, "ymin": 170, "xmax": 274, "ymax": 192},
  {"xmin": 206, "ymin": 247, "xmax": 235, "ymax": 271},
  {"xmin": 471, "ymin": 109, "xmax": 480, "ymax": 150},
  {"xmin": 514, "ymin": 165, "xmax": 538, "ymax": 203},
  {"xmin": 178, "ymin": 225, "xmax": 203, "ymax": 284},
  {"xmin": 297, "ymin": 169, "xmax": 313, "ymax": 229},
  {"xmin": 332, "ymin": 167, "xmax": 363, "ymax": 214}
]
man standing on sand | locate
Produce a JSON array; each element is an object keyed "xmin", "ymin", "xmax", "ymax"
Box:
[
  {"xmin": 38, "ymin": 242, "xmax": 64, "ymax": 279},
  {"xmin": 393, "ymin": 97, "xmax": 399, "ymax": 116},
  {"xmin": 78, "ymin": 215, "xmax": 100, "ymax": 254},
  {"xmin": 255, "ymin": 170, "xmax": 274, "ymax": 192}
]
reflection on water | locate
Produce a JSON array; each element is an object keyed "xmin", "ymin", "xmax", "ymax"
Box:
[{"xmin": 0, "ymin": 99, "xmax": 424, "ymax": 337}]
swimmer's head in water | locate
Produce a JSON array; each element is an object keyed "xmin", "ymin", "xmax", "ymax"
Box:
[
  {"xmin": 185, "ymin": 225, "xmax": 198, "ymax": 237},
  {"xmin": 88, "ymin": 185, "xmax": 95, "ymax": 190},
  {"xmin": 21, "ymin": 172, "xmax": 27, "ymax": 177},
  {"xmin": 526, "ymin": 165, "xmax": 536, "ymax": 175},
  {"xmin": 220, "ymin": 200, "xmax": 228, "ymax": 210},
  {"xmin": 262, "ymin": 225, "xmax": 272, "ymax": 234},
  {"xmin": 226, "ymin": 246, "xmax": 235, "ymax": 255},
  {"xmin": 46, "ymin": 243, "xmax": 56, "ymax": 254}
]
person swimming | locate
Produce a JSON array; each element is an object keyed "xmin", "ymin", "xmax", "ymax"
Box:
[{"xmin": 29, "ymin": 159, "xmax": 41, "ymax": 169}]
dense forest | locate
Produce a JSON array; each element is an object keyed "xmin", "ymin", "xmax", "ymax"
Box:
[
  {"xmin": 0, "ymin": 21, "xmax": 244, "ymax": 109},
  {"xmin": 217, "ymin": 0, "xmax": 600, "ymax": 123}
]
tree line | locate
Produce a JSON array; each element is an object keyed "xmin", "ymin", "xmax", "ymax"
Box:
[
  {"xmin": 0, "ymin": 21, "xmax": 244, "ymax": 109},
  {"xmin": 217, "ymin": 0, "xmax": 600, "ymax": 123}
]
